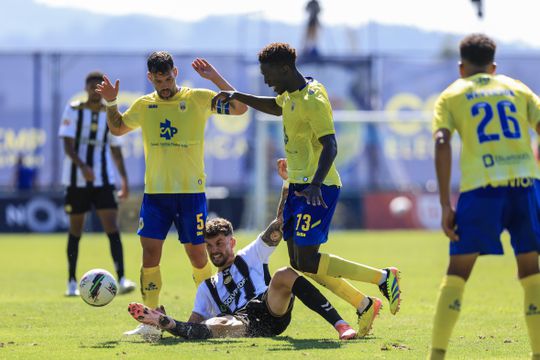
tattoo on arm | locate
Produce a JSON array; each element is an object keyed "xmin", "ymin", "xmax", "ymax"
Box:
[
  {"xmin": 106, "ymin": 106, "xmax": 124, "ymax": 129},
  {"xmin": 260, "ymin": 219, "xmax": 283, "ymax": 247},
  {"xmin": 276, "ymin": 185, "xmax": 289, "ymax": 221},
  {"xmin": 260, "ymin": 184, "xmax": 289, "ymax": 246}
]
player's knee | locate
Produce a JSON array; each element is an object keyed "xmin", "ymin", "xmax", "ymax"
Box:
[{"xmin": 272, "ymin": 267, "xmax": 299, "ymax": 289}]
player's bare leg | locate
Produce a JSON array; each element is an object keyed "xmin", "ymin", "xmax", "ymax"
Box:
[
  {"xmin": 184, "ymin": 243, "xmax": 213, "ymax": 285},
  {"xmin": 66, "ymin": 213, "xmax": 85, "ymax": 296}
]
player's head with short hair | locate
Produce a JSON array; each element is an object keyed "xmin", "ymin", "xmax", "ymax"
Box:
[
  {"xmin": 204, "ymin": 218, "xmax": 236, "ymax": 268},
  {"xmin": 459, "ymin": 34, "xmax": 496, "ymax": 76},
  {"xmin": 204, "ymin": 217, "xmax": 234, "ymax": 238},
  {"xmin": 86, "ymin": 71, "xmax": 104, "ymax": 85},
  {"xmin": 146, "ymin": 51, "xmax": 178, "ymax": 100},
  {"xmin": 147, "ymin": 51, "xmax": 175, "ymax": 74},
  {"xmin": 85, "ymin": 71, "xmax": 104, "ymax": 102},
  {"xmin": 258, "ymin": 43, "xmax": 299, "ymax": 95},
  {"xmin": 258, "ymin": 42, "xmax": 297, "ymax": 67}
]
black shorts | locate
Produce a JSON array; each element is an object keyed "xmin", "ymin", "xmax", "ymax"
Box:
[
  {"xmin": 236, "ymin": 291, "xmax": 294, "ymax": 337},
  {"xmin": 64, "ymin": 186, "xmax": 117, "ymax": 214}
]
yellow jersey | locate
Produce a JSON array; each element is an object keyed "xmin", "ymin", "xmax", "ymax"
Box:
[
  {"xmin": 433, "ymin": 73, "xmax": 540, "ymax": 191},
  {"xmin": 275, "ymin": 79, "xmax": 342, "ymax": 186},
  {"xmin": 122, "ymin": 87, "xmax": 216, "ymax": 193}
]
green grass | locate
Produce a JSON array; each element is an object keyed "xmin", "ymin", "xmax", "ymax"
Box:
[{"xmin": 0, "ymin": 230, "xmax": 532, "ymax": 359}]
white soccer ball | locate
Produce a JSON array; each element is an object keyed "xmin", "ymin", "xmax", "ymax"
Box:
[
  {"xmin": 389, "ymin": 196, "xmax": 412, "ymax": 217},
  {"xmin": 79, "ymin": 269, "xmax": 118, "ymax": 307}
]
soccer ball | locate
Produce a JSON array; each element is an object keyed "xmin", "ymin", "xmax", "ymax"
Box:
[{"xmin": 79, "ymin": 269, "xmax": 118, "ymax": 307}]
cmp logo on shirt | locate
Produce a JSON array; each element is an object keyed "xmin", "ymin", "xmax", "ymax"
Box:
[{"xmin": 160, "ymin": 119, "xmax": 178, "ymax": 140}]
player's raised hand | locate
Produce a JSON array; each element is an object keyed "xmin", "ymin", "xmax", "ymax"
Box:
[
  {"xmin": 95, "ymin": 75, "xmax": 120, "ymax": 102},
  {"xmin": 211, "ymin": 91, "xmax": 237, "ymax": 111},
  {"xmin": 192, "ymin": 58, "xmax": 220, "ymax": 81},
  {"xmin": 277, "ymin": 158, "xmax": 288, "ymax": 180},
  {"xmin": 295, "ymin": 184, "xmax": 327, "ymax": 208},
  {"xmin": 441, "ymin": 204, "xmax": 459, "ymax": 241}
]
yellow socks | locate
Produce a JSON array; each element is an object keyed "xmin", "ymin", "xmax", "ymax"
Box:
[
  {"xmin": 521, "ymin": 273, "xmax": 540, "ymax": 356},
  {"xmin": 192, "ymin": 261, "xmax": 213, "ymax": 285},
  {"xmin": 317, "ymin": 253, "xmax": 384, "ymax": 284},
  {"xmin": 305, "ymin": 273, "xmax": 366, "ymax": 309},
  {"xmin": 431, "ymin": 275, "xmax": 465, "ymax": 352},
  {"xmin": 140, "ymin": 265, "xmax": 161, "ymax": 309}
]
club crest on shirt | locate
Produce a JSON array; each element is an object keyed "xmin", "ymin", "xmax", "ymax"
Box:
[
  {"xmin": 179, "ymin": 101, "xmax": 187, "ymax": 111},
  {"xmin": 291, "ymin": 101, "xmax": 295, "ymax": 111},
  {"xmin": 91, "ymin": 123, "xmax": 98, "ymax": 132},
  {"xmin": 224, "ymin": 275, "xmax": 232, "ymax": 285}
]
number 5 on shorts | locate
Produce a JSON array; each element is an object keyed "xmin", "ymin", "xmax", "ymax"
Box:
[{"xmin": 196, "ymin": 213, "xmax": 205, "ymax": 231}]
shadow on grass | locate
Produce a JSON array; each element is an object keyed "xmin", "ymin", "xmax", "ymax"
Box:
[
  {"xmin": 83, "ymin": 340, "xmax": 120, "ymax": 349},
  {"xmin": 154, "ymin": 337, "xmax": 245, "ymax": 346}
]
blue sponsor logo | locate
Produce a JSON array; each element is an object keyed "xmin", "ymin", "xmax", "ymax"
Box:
[
  {"xmin": 160, "ymin": 119, "xmax": 178, "ymax": 140},
  {"xmin": 482, "ymin": 154, "xmax": 494, "ymax": 168},
  {"xmin": 148, "ymin": 104, "xmax": 158, "ymax": 109}
]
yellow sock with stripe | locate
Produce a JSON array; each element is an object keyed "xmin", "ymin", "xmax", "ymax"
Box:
[
  {"xmin": 431, "ymin": 275, "xmax": 465, "ymax": 353},
  {"xmin": 192, "ymin": 261, "xmax": 213, "ymax": 286},
  {"xmin": 317, "ymin": 253, "xmax": 384, "ymax": 284},
  {"xmin": 521, "ymin": 273, "xmax": 540, "ymax": 356},
  {"xmin": 140, "ymin": 265, "xmax": 161, "ymax": 309},
  {"xmin": 305, "ymin": 272, "xmax": 366, "ymax": 309}
]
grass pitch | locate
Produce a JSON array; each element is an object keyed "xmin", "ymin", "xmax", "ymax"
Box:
[{"xmin": 0, "ymin": 230, "xmax": 533, "ymax": 359}]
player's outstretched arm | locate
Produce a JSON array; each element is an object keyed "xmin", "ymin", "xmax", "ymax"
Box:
[
  {"xmin": 260, "ymin": 176, "xmax": 289, "ymax": 247},
  {"xmin": 192, "ymin": 58, "xmax": 248, "ymax": 115},
  {"xmin": 212, "ymin": 91, "xmax": 282, "ymax": 116},
  {"xmin": 434, "ymin": 128, "xmax": 458, "ymax": 241},
  {"xmin": 110, "ymin": 146, "xmax": 129, "ymax": 200},
  {"xmin": 95, "ymin": 75, "xmax": 133, "ymax": 136}
]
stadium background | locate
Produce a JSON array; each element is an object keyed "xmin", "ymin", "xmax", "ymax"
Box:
[
  {"xmin": 2, "ymin": 53, "xmax": 540, "ymax": 233},
  {"xmin": 1, "ymin": 0, "xmax": 539, "ymax": 234}
]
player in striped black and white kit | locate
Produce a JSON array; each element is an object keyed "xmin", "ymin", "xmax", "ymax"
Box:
[
  {"xmin": 128, "ymin": 184, "xmax": 357, "ymax": 340},
  {"xmin": 59, "ymin": 71, "xmax": 135, "ymax": 297}
]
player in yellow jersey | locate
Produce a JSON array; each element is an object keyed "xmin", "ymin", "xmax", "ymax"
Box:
[
  {"xmin": 96, "ymin": 51, "xmax": 247, "ymax": 338},
  {"xmin": 429, "ymin": 34, "xmax": 540, "ymax": 359},
  {"xmin": 212, "ymin": 43, "xmax": 401, "ymax": 338}
]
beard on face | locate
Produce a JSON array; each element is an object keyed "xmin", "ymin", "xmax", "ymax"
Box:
[
  {"xmin": 158, "ymin": 88, "xmax": 173, "ymax": 99},
  {"xmin": 210, "ymin": 252, "xmax": 228, "ymax": 267}
]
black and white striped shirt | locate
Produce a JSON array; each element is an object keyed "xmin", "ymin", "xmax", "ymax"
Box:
[
  {"xmin": 58, "ymin": 101, "xmax": 121, "ymax": 188},
  {"xmin": 192, "ymin": 235, "xmax": 275, "ymax": 319}
]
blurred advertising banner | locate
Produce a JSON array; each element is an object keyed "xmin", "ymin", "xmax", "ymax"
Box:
[{"xmin": 0, "ymin": 193, "xmax": 68, "ymax": 232}]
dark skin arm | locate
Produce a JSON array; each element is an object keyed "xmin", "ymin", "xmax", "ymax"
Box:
[
  {"xmin": 211, "ymin": 91, "xmax": 282, "ymax": 116},
  {"xmin": 110, "ymin": 145, "xmax": 129, "ymax": 200},
  {"xmin": 62, "ymin": 137, "xmax": 95, "ymax": 181},
  {"xmin": 434, "ymin": 128, "xmax": 458, "ymax": 241},
  {"xmin": 294, "ymin": 134, "xmax": 337, "ymax": 208}
]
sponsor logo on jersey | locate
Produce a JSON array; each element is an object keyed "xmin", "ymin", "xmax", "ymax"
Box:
[{"xmin": 160, "ymin": 119, "xmax": 178, "ymax": 140}]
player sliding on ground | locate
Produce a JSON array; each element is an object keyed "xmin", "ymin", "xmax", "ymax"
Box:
[
  {"xmin": 429, "ymin": 33, "xmax": 540, "ymax": 359},
  {"xmin": 128, "ymin": 183, "xmax": 357, "ymax": 340},
  {"xmin": 211, "ymin": 42, "xmax": 401, "ymax": 337}
]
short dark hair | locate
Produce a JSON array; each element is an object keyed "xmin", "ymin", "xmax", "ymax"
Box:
[
  {"xmin": 460, "ymin": 34, "xmax": 496, "ymax": 67},
  {"xmin": 147, "ymin": 51, "xmax": 174, "ymax": 74},
  {"xmin": 204, "ymin": 218, "xmax": 233, "ymax": 239},
  {"xmin": 258, "ymin": 43, "xmax": 296, "ymax": 66},
  {"xmin": 85, "ymin": 71, "xmax": 104, "ymax": 85}
]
